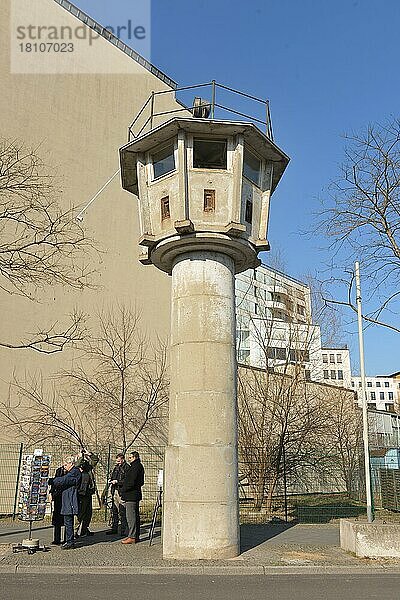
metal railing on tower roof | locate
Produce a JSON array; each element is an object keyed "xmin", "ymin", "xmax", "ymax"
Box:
[{"xmin": 127, "ymin": 81, "xmax": 274, "ymax": 142}]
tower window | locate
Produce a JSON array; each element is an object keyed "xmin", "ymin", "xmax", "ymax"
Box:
[
  {"xmin": 245, "ymin": 200, "xmax": 253, "ymax": 223},
  {"xmin": 152, "ymin": 143, "xmax": 175, "ymax": 179},
  {"xmin": 161, "ymin": 196, "xmax": 170, "ymax": 220},
  {"xmin": 193, "ymin": 139, "xmax": 227, "ymax": 169},
  {"xmin": 243, "ymin": 148, "xmax": 261, "ymax": 186},
  {"xmin": 203, "ymin": 189, "xmax": 215, "ymax": 212}
]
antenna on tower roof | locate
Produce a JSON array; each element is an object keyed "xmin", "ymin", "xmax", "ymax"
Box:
[{"xmin": 192, "ymin": 97, "xmax": 211, "ymax": 119}]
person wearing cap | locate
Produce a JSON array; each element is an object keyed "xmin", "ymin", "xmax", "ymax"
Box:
[{"xmin": 52, "ymin": 456, "xmax": 82, "ymax": 549}]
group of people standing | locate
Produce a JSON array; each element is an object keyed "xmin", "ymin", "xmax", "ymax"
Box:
[
  {"xmin": 49, "ymin": 450, "xmax": 144, "ymax": 550},
  {"xmin": 106, "ymin": 451, "xmax": 145, "ymax": 544}
]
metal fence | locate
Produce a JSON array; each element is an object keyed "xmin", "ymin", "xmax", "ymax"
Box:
[
  {"xmin": 0, "ymin": 444, "xmax": 164, "ymax": 520},
  {"xmin": 0, "ymin": 443, "xmax": 383, "ymax": 524},
  {"xmin": 379, "ymin": 468, "xmax": 400, "ymax": 512}
]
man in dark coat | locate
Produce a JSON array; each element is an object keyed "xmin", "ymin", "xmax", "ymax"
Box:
[
  {"xmin": 52, "ymin": 456, "xmax": 82, "ymax": 549},
  {"xmin": 76, "ymin": 461, "xmax": 95, "ymax": 537},
  {"xmin": 49, "ymin": 465, "xmax": 65, "ymax": 545},
  {"xmin": 107, "ymin": 453, "xmax": 129, "ymax": 535},
  {"xmin": 75, "ymin": 451, "xmax": 98, "ymax": 537},
  {"xmin": 120, "ymin": 451, "xmax": 145, "ymax": 544}
]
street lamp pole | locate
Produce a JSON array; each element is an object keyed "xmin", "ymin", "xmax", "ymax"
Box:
[{"xmin": 355, "ymin": 261, "xmax": 374, "ymax": 523}]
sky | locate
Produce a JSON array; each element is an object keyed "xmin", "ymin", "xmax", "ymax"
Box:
[{"xmin": 74, "ymin": 0, "xmax": 400, "ymax": 376}]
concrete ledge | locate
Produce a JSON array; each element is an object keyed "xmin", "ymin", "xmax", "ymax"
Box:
[{"xmin": 340, "ymin": 519, "xmax": 400, "ymax": 558}]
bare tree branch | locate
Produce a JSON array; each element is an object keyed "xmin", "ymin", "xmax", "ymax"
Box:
[
  {"xmin": 0, "ymin": 305, "xmax": 169, "ymax": 451},
  {"xmin": 315, "ymin": 118, "xmax": 400, "ymax": 330},
  {"xmin": 0, "ymin": 139, "xmax": 96, "ymax": 354}
]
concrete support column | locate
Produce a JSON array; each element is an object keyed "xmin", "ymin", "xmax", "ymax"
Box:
[{"xmin": 162, "ymin": 250, "xmax": 240, "ymax": 559}]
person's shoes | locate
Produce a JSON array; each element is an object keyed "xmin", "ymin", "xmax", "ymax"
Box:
[
  {"xmin": 61, "ymin": 543, "xmax": 75, "ymax": 550},
  {"xmin": 106, "ymin": 530, "xmax": 118, "ymax": 535},
  {"xmin": 121, "ymin": 537, "xmax": 136, "ymax": 544},
  {"xmin": 51, "ymin": 541, "xmax": 61, "ymax": 546},
  {"xmin": 80, "ymin": 530, "xmax": 95, "ymax": 537}
]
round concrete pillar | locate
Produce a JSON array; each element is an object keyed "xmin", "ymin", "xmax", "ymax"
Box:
[{"xmin": 162, "ymin": 250, "xmax": 240, "ymax": 559}]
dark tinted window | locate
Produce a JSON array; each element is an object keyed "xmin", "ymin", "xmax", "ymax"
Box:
[
  {"xmin": 193, "ymin": 139, "xmax": 227, "ymax": 169},
  {"xmin": 243, "ymin": 148, "xmax": 261, "ymax": 186}
]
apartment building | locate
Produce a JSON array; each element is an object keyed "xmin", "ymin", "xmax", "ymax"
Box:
[
  {"xmin": 321, "ymin": 347, "xmax": 352, "ymax": 388},
  {"xmin": 235, "ymin": 265, "xmax": 351, "ymax": 385},
  {"xmin": 352, "ymin": 375, "xmax": 399, "ymax": 412}
]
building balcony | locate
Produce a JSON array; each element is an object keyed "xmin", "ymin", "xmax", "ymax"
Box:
[{"xmin": 264, "ymin": 299, "xmax": 288, "ymax": 312}]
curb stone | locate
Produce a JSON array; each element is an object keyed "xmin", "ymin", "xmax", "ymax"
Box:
[{"xmin": 2, "ymin": 564, "xmax": 400, "ymax": 576}]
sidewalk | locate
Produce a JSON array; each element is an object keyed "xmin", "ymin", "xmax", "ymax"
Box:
[{"xmin": 1, "ymin": 522, "xmax": 400, "ymax": 575}]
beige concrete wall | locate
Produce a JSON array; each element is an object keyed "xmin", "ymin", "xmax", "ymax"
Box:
[{"xmin": 0, "ymin": 0, "xmax": 181, "ymax": 440}]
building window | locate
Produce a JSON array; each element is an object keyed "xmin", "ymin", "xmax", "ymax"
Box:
[
  {"xmin": 351, "ymin": 381, "xmax": 355, "ymax": 387},
  {"xmin": 376, "ymin": 381, "xmax": 381, "ymax": 387},
  {"xmin": 322, "ymin": 354, "xmax": 328, "ymax": 364},
  {"xmin": 329, "ymin": 354, "xmax": 335, "ymax": 363},
  {"xmin": 160, "ymin": 196, "xmax": 170, "ymax": 220},
  {"xmin": 367, "ymin": 381, "xmax": 372, "ymax": 387},
  {"xmin": 203, "ymin": 189, "xmax": 215, "ymax": 212},
  {"xmin": 384, "ymin": 381, "xmax": 390, "ymax": 388},
  {"xmin": 238, "ymin": 349, "xmax": 250, "ymax": 363},
  {"xmin": 330, "ymin": 370, "xmax": 336, "ymax": 379},
  {"xmin": 243, "ymin": 148, "xmax": 261, "ymax": 186},
  {"xmin": 323, "ymin": 370, "xmax": 329, "ymax": 379},
  {"xmin": 267, "ymin": 347, "xmax": 286, "ymax": 361},
  {"xmin": 359, "ymin": 382, "xmax": 362, "ymax": 387},
  {"xmin": 336, "ymin": 354, "xmax": 342, "ymax": 363},
  {"xmin": 368, "ymin": 403, "xmax": 377, "ymax": 410},
  {"xmin": 338, "ymin": 370, "xmax": 343, "ymax": 380},
  {"xmin": 237, "ymin": 329, "xmax": 250, "ymax": 347},
  {"xmin": 245, "ymin": 200, "xmax": 253, "ymax": 223},
  {"xmin": 276, "ymin": 348, "xmax": 286, "ymax": 360},
  {"xmin": 297, "ymin": 305, "xmax": 305, "ymax": 316},
  {"xmin": 152, "ymin": 143, "xmax": 175, "ymax": 179},
  {"xmin": 305, "ymin": 370, "xmax": 311, "ymax": 381},
  {"xmin": 389, "ymin": 392, "xmax": 394, "ymax": 400},
  {"xmin": 193, "ymin": 139, "xmax": 227, "ymax": 169},
  {"xmin": 380, "ymin": 392, "xmax": 385, "ymax": 400},
  {"xmin": 370, "ymin": 391, "xmax": 376, "ymax": 401}
]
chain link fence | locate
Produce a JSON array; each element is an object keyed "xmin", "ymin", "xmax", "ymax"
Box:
[
  {"xmin": 0, "ymin": 443, "xmax": 164, "ymax": 522},
  {"xmin": 3, "ymin": 443, "xmax": 396, "ymax": 524}
]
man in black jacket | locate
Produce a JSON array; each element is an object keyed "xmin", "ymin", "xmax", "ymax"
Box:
[
  {"xmin": 107, "ymin": 453, "xmax": 129, "ymax": 535},
  {"xmin": 120, "ymin": 451, "xmax": 145, "ymax": 544}
]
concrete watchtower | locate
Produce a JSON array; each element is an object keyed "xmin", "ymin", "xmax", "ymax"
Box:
[{"xmin": 120, "ymin": 92, "xmax": 289, "ymax": 559}]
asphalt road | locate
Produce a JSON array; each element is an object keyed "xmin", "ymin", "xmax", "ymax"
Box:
[{"xmin": 2, "ymin": 573, "xmax": 399, "ymax": 600}]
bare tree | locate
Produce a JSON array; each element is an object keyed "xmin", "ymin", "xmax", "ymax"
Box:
[
  {"xmin": 316, "ymin": 118, "xmax": 400, "ymax": 332},
  {"xmin": 323, "ymin": 387, "xmax": 362, "ymax": 496},
  {"xmin": 0, "ymin": 374, "xmax": 90, "ymax": 450},
  {"xmin": 235, "ymin": 268, "xmax": 361, "ymax": 512},
  {"xmin": 0, "ymin": 305, "xmax": 169, "ymax": 452},
  {"xmin": 238, "ymin": 364, "xmax": 326, "ymax": 512},
  {"xmin": 304, "ymin": 274, "xmax": 344, "ymax": 348},
  {"xmin": 0, "ymin": 139, "xmax": 94, "ymax": 353},
  {"xmin": 236, "ymin": 272, "xmax": 327, "ymax": 512}
]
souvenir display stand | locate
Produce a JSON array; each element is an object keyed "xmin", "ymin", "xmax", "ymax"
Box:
[{"xmin": 12, "ymin": 449, "xmax": 51, "ymax": 554}]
